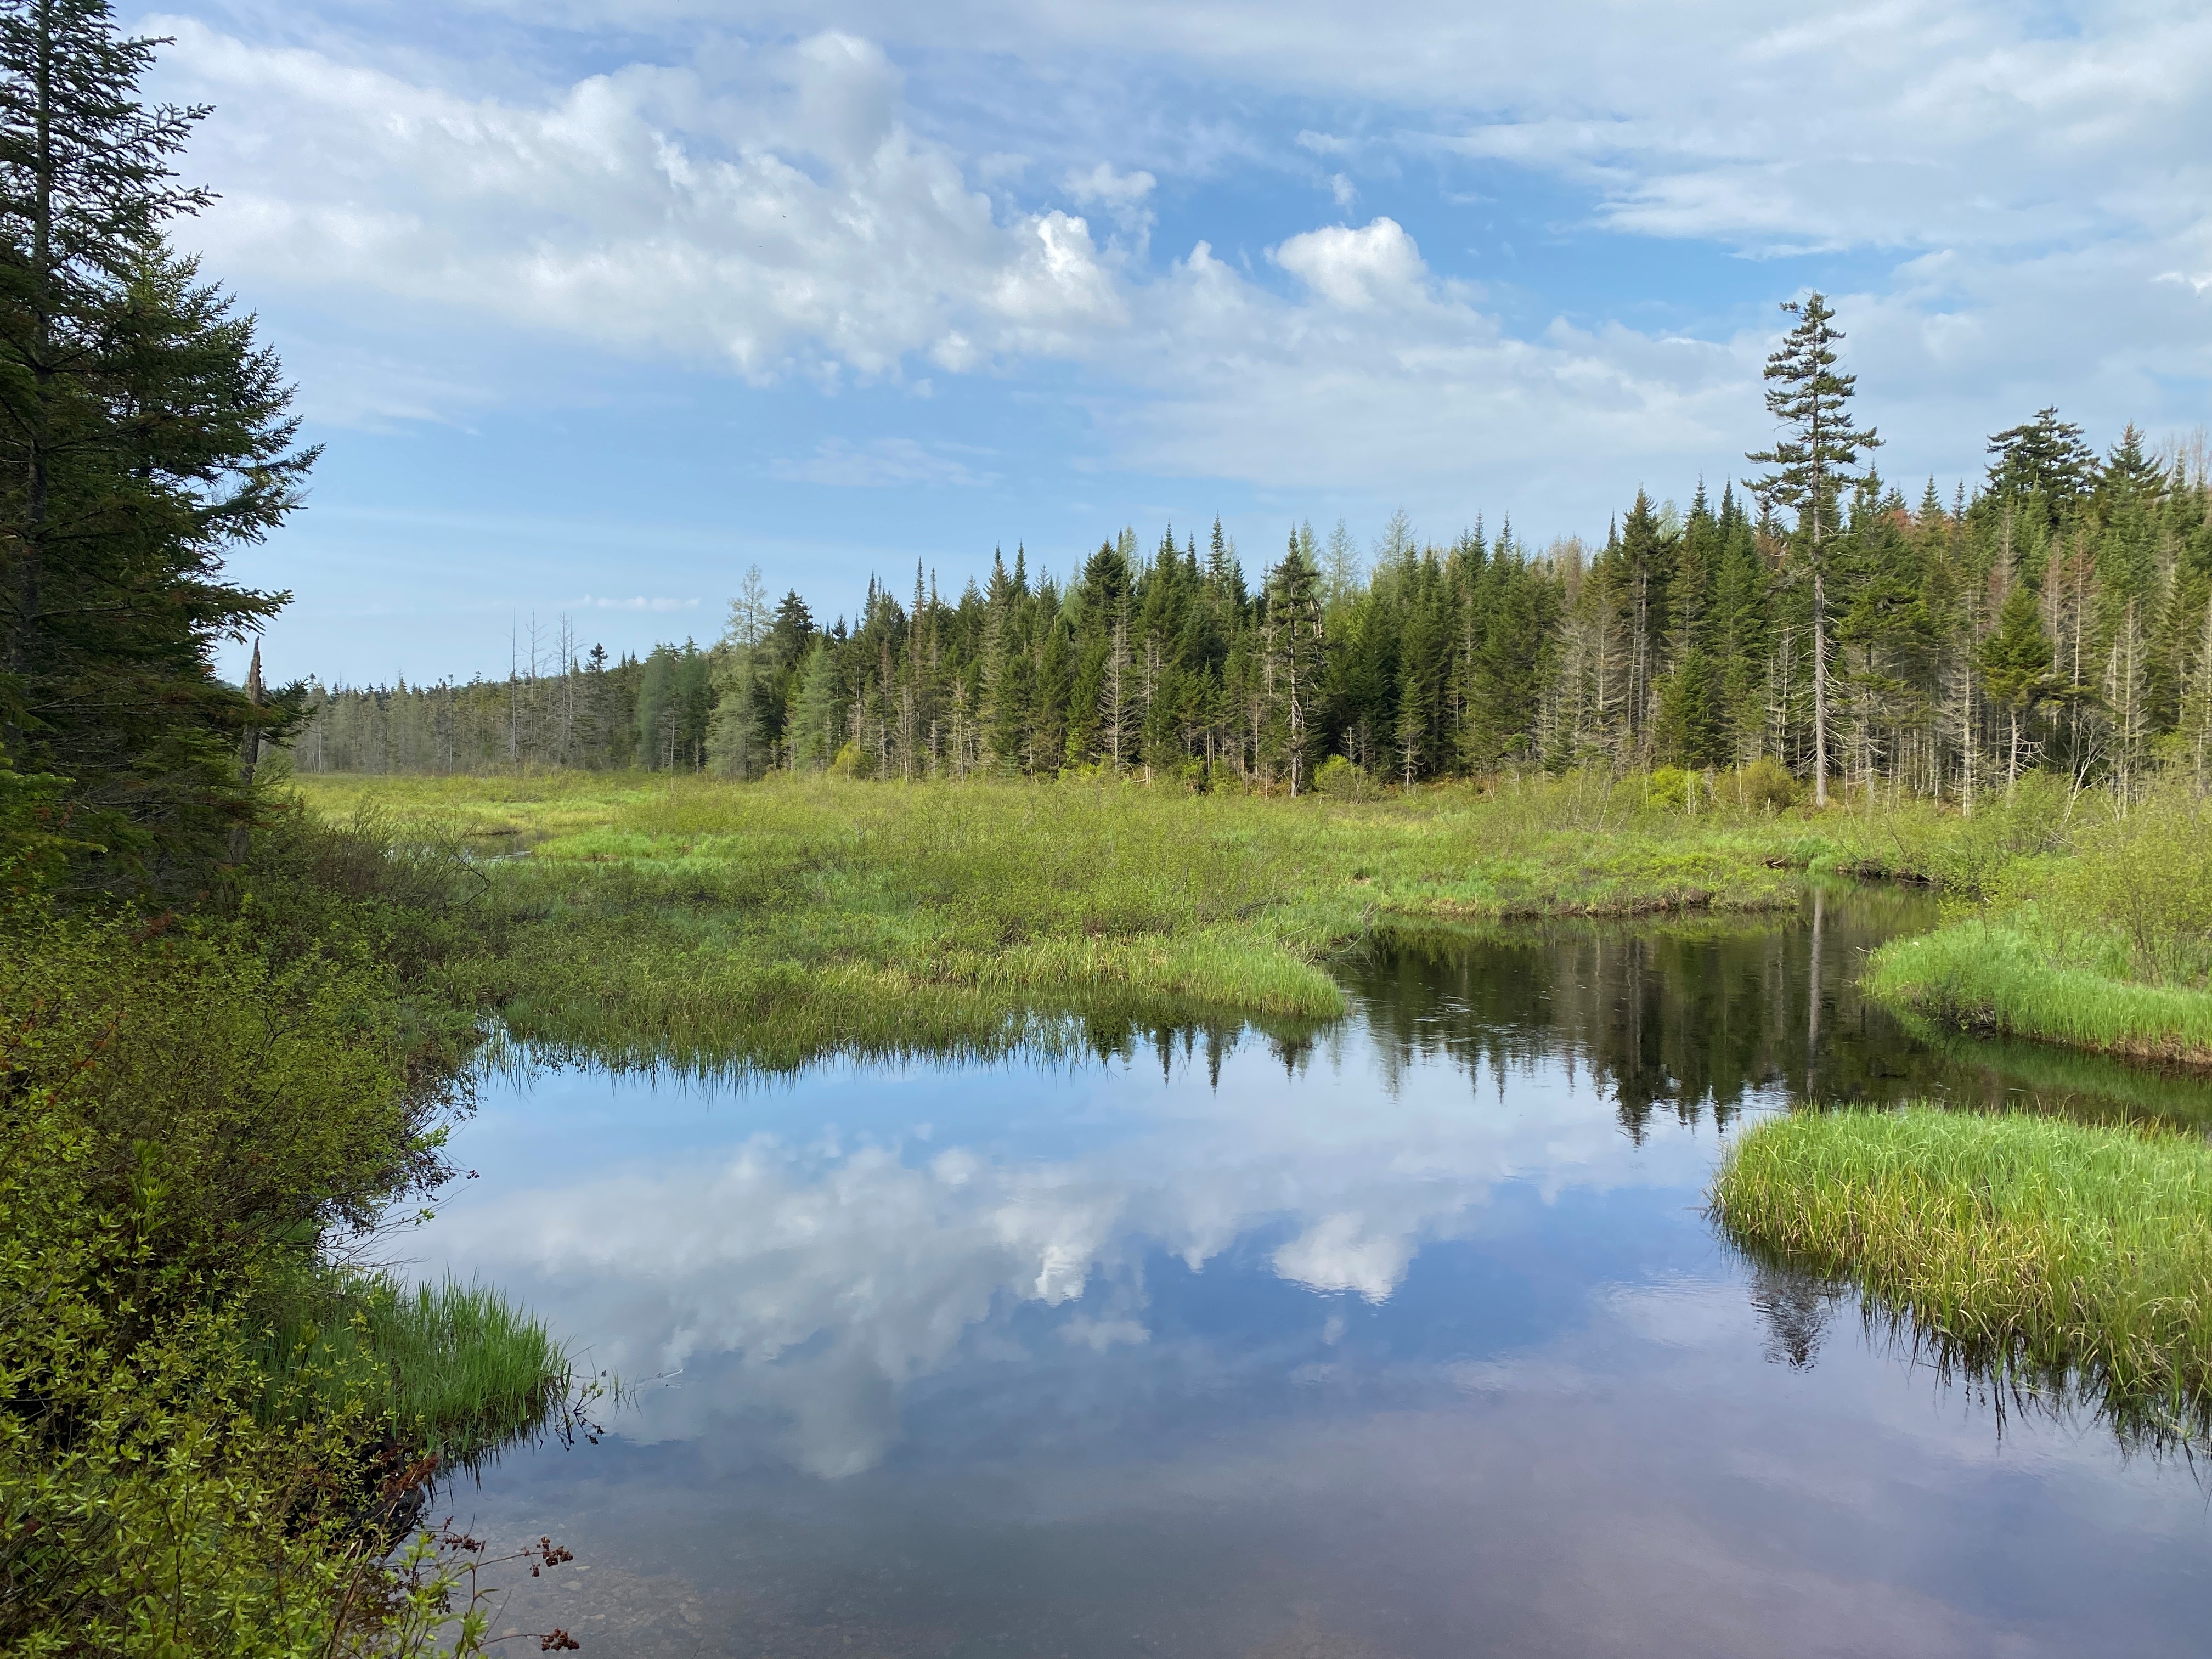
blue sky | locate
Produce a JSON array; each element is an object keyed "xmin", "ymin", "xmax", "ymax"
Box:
[{"xmin": 140, "ymin": 1, "xmax": 2212, "ymax": 685}]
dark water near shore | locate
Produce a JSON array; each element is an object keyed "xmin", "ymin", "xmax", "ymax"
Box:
[{"xmin": 415, "ymin": 886, "xmax": 2212, "ymax": 1657}]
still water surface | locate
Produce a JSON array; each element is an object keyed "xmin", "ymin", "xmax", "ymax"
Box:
[{"xmin": 420, "ymin": 887, "xmax": 2212, "ymax": 1657}]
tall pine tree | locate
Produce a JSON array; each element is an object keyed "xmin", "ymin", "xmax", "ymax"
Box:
[{"xmin": 1745, "ymin": 293, "xmax": 1879, "ymax": 807}]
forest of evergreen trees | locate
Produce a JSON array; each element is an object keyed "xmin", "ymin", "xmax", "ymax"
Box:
[{"xmin": 296, "ymin": 407, "xmax": 2212, "ymax": 807}]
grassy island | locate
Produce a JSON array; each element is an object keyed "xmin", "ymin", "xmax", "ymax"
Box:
[{"xmin": 1713, "ymin": 1107, "xmax": 2212, "ymax": 1435}]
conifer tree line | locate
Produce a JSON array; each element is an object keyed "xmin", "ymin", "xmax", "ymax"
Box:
[{"xmin": 297, "ymin": 303, "xmax": 2212, "ymax": 806}]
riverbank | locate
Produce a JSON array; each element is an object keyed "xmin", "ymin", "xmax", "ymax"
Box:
[
  {"xmin": 1866, "ymin": 923, "xmax": 2212, "ymax": 1068},
  {"xmin": 1860, "ymin": 785, "xmax": 2212, "ymax": 1068},
  {"xmin": 1712, "ymin": 1107, "xmax": 2212, "ymax": 1437},
  {"xmin": 0, "ymin": 810, "xmax": 575, "ymax": 1653}
]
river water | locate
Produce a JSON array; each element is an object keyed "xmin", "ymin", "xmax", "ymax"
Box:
[{"xmin": 416, "ymin": 886, "xmax": 2212, "ymax": 1657}]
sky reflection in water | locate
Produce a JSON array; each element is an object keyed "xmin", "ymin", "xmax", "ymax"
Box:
[{"xmin": 414, "ymin": 889, "xmax": 2212, "ymax": 1657}]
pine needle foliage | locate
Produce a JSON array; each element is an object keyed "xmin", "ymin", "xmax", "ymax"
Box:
[{"xmin": 0, "ymin": 0, "xmax": 315, "ymax": 885}]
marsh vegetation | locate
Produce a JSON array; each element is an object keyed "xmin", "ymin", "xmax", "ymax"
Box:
[
  {"xmin": 1713, "ymin": 1108, "xmax": 2212, "ymax": 1442},
  {"xmin": 294, "ymin": 768, "xmax": 1834, "ymax": 1071},
  {"xmin": 1865, "ymin": 782, "xmax": 2212, "ymax": 1065}
]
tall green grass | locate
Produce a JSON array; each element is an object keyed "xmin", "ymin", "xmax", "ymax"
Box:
[
  {"xmin": 1713, "ymin": 1107, "xmax": 2212, "ymax": 1438},
  {"xmin": 1867, "ymin": 924, "xmax": 2212, "ymax": 1066},
  {"xmin": 294, "ymin": 771, "xmax": 1862, "ymax": 1071},
  {"xmin": 251, "ymin": 1272, "xmax": 573, "ymax": 1468},
  {"xmin": 1854, "ymin": 782, "xmax": 2212, "ymax": 1066}
]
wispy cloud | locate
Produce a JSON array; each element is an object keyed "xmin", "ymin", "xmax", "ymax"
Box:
[
  {"xmin": 771, "ymin": 437, "xmax": 998, "ymax": 488},
  {"xmin": 159, "ymin": 23, "xmax": 1127, "ymax": 387},
  {"xmin": 566, "ymin": 595, "xmax": 703, "ymax": 612}
]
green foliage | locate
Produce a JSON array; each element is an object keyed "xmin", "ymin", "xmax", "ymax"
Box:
[
  {"xmin": 1725, "ymin": 757, "xmax": 1801, "ymax": 812},
  {"xmin": 1985, "ymin": 407, "xmax": 2097, "ymax": 533},
  {"xmin": 0, "ymin": 915, "xmax": 395, "ymax": 1650},
  {"xmin": 1313, "ymin": 754, "xmax": 1367, "ymax": 795},
  {"xmin": 1745, "ymin": 292, "xmax": 1881, "ymax": 543},
  {"xmin": 0, "ymin": 757, "xmax": 79, "ymax": 893},
  {"xmin": 289, "ymin": 407, "xmax": 2212, "ymax": 827},
  {"xmin": 1865, "ymin": 923, "xmax": 2212, "ymax": 1066},
  {"xmin": 0, "ymin": 1120, "xmax": 365, "ymax": 1653},
  {"xmin": 1979, "ymin": 581, "xmax": 2055, "ymax": 712},
  {"xmin": 1864, "ymin": 780, "xmax": 2212, "ymax": 1062},
  {"xmin": 1, "ymin": 1076, "xmax": 570, "ymax": 1656},
  {"xmin": 1, "ymin": 904, "xmax": 461, "ymax": 1253},
  {"xmin": 2038, "ymin": 787, "xmax": 2212, "ymax": 985},
  {"xmin": 1713, "ymin": 1107, "xmax": 2212, "ymax": 1440},
  {"xmin": 0, "ymin": 862, "xmax": 565, "ymax": 1652},
  {"xmin": 1819, "ymin": 770, "xmax": 2071, "ymax": 895},
  {"xmin": 0, "ymin": 10, "xmax": 576, "ymax": 1649}
]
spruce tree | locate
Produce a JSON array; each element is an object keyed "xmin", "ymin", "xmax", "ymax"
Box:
[
  {"xmin": 1261, "ymin": 532, "xmax": 1324, "ymax": 792},
  {"xmin": 1978, "ymin": 579, "xmax": 2053, "ymax": 796},
  {"xmin": 0, "ymin": 0, "xmax": 313, "ymax": 876},
  {"xmin": 789, "ymin": 639, "xmax": 840, "ymax": 771},
  {"xmin": 1986, "ymin": 407, "xmax": 2095, "ymax": 536},
  {"xmin": 1746, "ymin": 292, "xmax": 1879, "ymax": 807}
]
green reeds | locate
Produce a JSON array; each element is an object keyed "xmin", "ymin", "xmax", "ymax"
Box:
[
  {"xmin": 1866, "ymin": 923, "xmax": 2212, "ymax": 1067},
  {"xmin": 1712, "ymin": 1107, "xmax": 2212, "ymax": 1437},
  {"xmin": 297, "ymin": 771, "xmax": 1832, "ymax": 1071},
  {"xmin": 252, "ymin": 1272, "xmax": 572, "ymax": 1466}
]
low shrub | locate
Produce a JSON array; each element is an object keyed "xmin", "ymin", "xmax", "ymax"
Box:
[{"xmin": 0, "ymin": 892, "xmax": 568, "ymax": 1652}]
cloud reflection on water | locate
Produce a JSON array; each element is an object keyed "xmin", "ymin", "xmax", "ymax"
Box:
[{"xmin": 417, "ymin": 1030, "xmax": 1727, "ymax": 1476}]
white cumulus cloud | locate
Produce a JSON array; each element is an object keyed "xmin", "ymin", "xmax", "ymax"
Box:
[{"xmin": 153, "ymin": 19, "xmax": 1125, "ymax": 384}]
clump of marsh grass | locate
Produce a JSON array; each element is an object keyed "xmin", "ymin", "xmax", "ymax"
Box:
[
  {"xmin": 1712, "ymin": 1107, "xmax": 2212, "ymax": 1440},
  {"xmin": 1862, "ymin": 780, "xmax": 2212, "ymax": 1066},
  {"xmin": 1866, "ymin": 923, "xmax": 2212, "ymax": 1067},
  {"xmin": 251, "ymin": 1271, "xmax": 575, "ymax": 1468}
]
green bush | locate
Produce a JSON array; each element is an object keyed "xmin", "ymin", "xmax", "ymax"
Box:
[
  {"xmin": 1, "ymin": 906, "xmax": 460, "ymax": 1253},
  {"xmin": 1313, "ymin": 754, "xmax": 1368, "ymax": 796},
  {"xmin": 1725, "ymin": 757, "xmax": 1800, "ymax": 812},
  {"xmin": 0, "ymin": 896, "xmax": 566, "ymax": 1653},
  {"xmin": 1, "ymin": 1016, "xmax": 382, "ymax": 1653},
  {"xmin": 2040, "ymin": 787, "xmax": 2212, "ymax": 986}
]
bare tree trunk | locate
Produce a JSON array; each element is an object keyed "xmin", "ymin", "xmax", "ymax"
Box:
[
  {"xmin": 1810, "ymin": 567, "xmax": 1830, "ymax": 807},
  {"xmin": 227, "ymin": 644, "xmax": 265, "ymax": 864}
]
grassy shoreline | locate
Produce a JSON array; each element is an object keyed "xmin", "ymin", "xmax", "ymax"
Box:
[
  {"xmin": 292, "ymin": 770, "xmax": 1872, "ymax": 1071},
  {"xmin": 1856, "ymin": 787, "xmax": 2212, "ymax": 1068},
  {"xmin": 1866, "ymin": 923, "xmax": 2212, "ymax": 1069},
  {"xmin": 1712, "ymin": 1107, "xmax": 2212, "ymax": 1438},
  {"xmin": 251, "ymin": 1272, "xmax": 576, "ymax": 1470},
  {"xmin": 1, "ymin": 818, "xmax": 578, "ymax": 1654}
]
